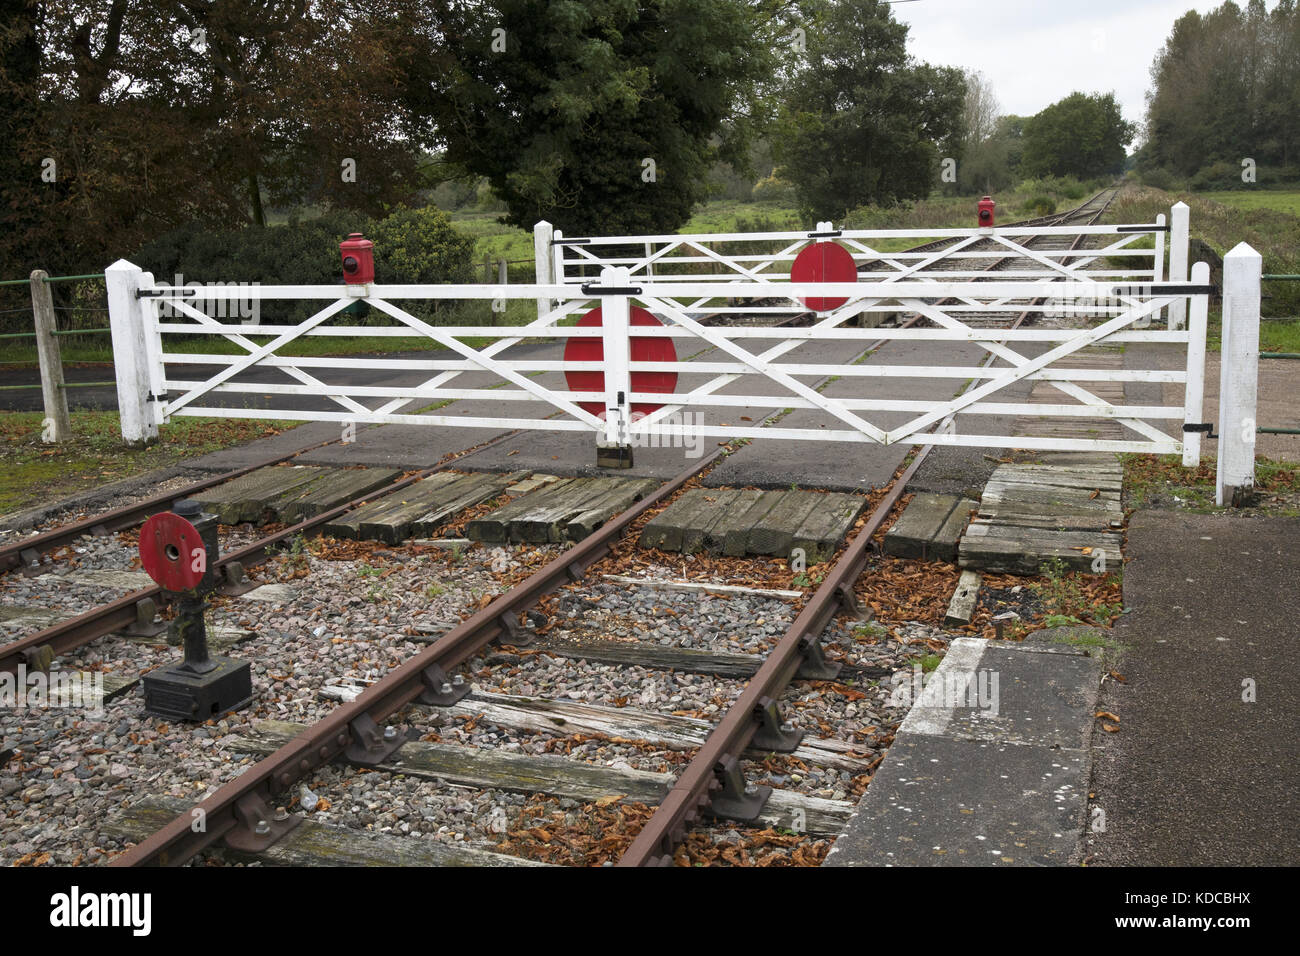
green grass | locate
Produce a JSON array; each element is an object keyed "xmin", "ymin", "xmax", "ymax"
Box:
[
  {"xmin": 1122, "ymin": 453, "xmax": 1300, "ymax": 513},
  {"xmin": 1199, "ymin": 190, "xmax": 1300, "ymax": 217},
  {"xmin": 0, "ymin": 411, "xmax": 301, "ymax": 516}
]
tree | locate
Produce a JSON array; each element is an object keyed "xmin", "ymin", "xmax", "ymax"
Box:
[
  {"xmin": 1144, "ymin": 0, "xmax": 1300, "ymax": 180},
  {"xmin": 401, "ymin": 0, "xmax": 772, "ymax": 236},
  {"xmin": 956, "ymin": 71, "xmax": 1015, "ymax": 194},
  {"xmin": 770, "ymin": 0, "xmax": 965, "ymax": 222},
  {"xmin": 1021, "ymin": 92, "xmax": 1135, "ymax": 180},
  {"xmin": 0, "ymin": 1, "xmax": 429, "ymax": 280}
]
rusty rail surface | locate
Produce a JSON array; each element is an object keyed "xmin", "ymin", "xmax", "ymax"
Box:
[
  {"xmin": 0, "ymin": 435, "xmax": 339, "ymax": 573},
  {"xmin": 111, "ymin": 447, "xmax": 725, "ymax": 866}
]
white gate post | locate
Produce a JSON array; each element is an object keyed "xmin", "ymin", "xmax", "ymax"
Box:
[
  {"xmin": 597, "ymin": 266, "xmax": 634, "ymax": 468},
  {"xmin": 1182, "ymin": 261, "xmax": 1210, "ymax": 467},
  {"xmin": 1152, "ymin": 213, "xmax": 1166, "ymax": 323},
  {"xmin": 533, "ymin": 220, "xmax": 553, "ymax": 322},
  {"xmin": 105, "ymin": 259, "xmax": 159, "ymax": 446},
  {"xmin": 1168, "ymin": 202, "xmax": 1190, "ymax": 330},
  {"xmin": 1216, "ymin": 243, "xmax": 1262, "ymax": 506}
]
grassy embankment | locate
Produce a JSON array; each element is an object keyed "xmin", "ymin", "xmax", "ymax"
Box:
[{"xmin": 0, "ymin": 412, "xmax": 299, "ymax": 516}]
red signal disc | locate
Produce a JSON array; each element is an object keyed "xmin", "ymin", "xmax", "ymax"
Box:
[
  {"xmin": 139, "ymin": 512, "xmax": 206, "ymax": 591},
  {"xmin": 790, "ymin": 241, "xmax": 858, "ymax": 312},
  {"xmin": 562, "ymin": 306, "xmax": 678, "ymax": 418}
]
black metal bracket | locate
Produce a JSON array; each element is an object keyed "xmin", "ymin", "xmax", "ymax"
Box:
[
  {"xmin": 808, "ymin": 229, "xmax": 843, "ymax": 238},
  {"xmin": 1110, "ymin": 283, "xmax": 1217, "ymax": 297},
  {"xmin": 1117, "ymin": 224, "xmax": 1170, "ymax": 233},
  {"xmin": 751, "ymin": 696, "xmax": 805, "ymax": 752},
  {"xmin": 418, "ymin": 663, "xmax": 471, "ymax": 707},
  {"xmin": 121, "ymin": 597, "xmax": 167, "ymax": 638},
  {"xmin": 22, "ymin": 643, "xmax": 54, "ymax": 672},
  {"xmin": 795, "ymin": 634, "xmax": 843, "ymax": 680},
  {"xmin": 135, "ymin": 287, "xmax": 199, "ymax": 299},
  {"xmin": 579, "ymin": 283, "xmax": 643, "ymax": 296},
  {"xmin": 707, "ymin": 754, "xmax": 772, "ymax": 822},
  {"xmin": 836, "ymin": 582, "xmax": 869, "ymax": 621},
  {"xmin": 223, "ymin": 791, "xmax": 302, "ymax": 853},
  {"xmin": 343, "ymin": 713, "xmax": 407, "ymax": 767},
  {"xmin": 216, "ymin": 560, "xmax": 256, "ymax": 597},
  {"xmin": 19, "ymin": 547, "xmax": 42, "ymax": 578},
  {"xmin": 551, "ymin": 238, "xmax": 591, "ymax": 246},
  {"xmin": 1184, "ymin": 423, "xmax": 1219, "ymax": 439},
  {"xmin": 496, "ymin": 609, "xmax": 545, "ymax": 647}
]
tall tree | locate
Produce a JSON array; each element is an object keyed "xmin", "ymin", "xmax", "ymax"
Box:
[
  {"xmin": 1145, "ymin": 0, "xmax": 1300, "ymax": 178},
  {"xmin": 402, "ymin": 0, "xmax": 772, "ymax": 235},
  {"xmin": 1021, "ymin": 91, "xmax": 1134, "ymax": 180},
  {"xmin": 0, "ymin": 1, "xmax": 428, "ymax": 277},
  {"xmin": 770, "ymin": 0, "xmax": 965, "ymax": 222}
]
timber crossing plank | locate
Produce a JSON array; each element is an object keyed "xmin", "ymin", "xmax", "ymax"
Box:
[
  {"xmin": 883, "ymin": 494, "xmax": 978, "ymax": 563},
  {"xmin": 466, "ymin": 477, "xmax": 660, "ymax": 545},
  {"xmin": 325, "ymin": 471, "xmax": 526, "ymax": 543},
  {"xmin": 959, "ymin": 462, "xmax": 1126, "ymax": 575},
  {"xmin": 639, "ymin": 488, "xmax": 866, "ymax": 560},
  {"xmin": 192, "ymin": 464, "xmax": 401, "ymax": 525}
]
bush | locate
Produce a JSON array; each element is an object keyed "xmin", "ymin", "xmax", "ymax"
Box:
[
  {"xmin": 132, "ymin": 206, "xmax": 476, "ymax": 326},
  {"xmin": 752, "ymin": 176, "xmax": 796, "ymax": 204},
  {"xmin": 1024, "ymin": 195, "xmax": 1056, "ymax": 217},
  {"xmin": 368, "ymin": 206, "xmax": 476, "ymax": 286},
  {"xmin": 1139, "ymin": 167, "xmax": 1179, "ymax": 191}
]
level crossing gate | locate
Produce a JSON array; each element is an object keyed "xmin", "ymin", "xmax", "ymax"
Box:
[{"xmin": 107, "ymin": 208, "xmax": 1222, "ymax": 467}]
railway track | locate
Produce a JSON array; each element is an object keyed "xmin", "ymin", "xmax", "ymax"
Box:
[{"xmin": 1, "ymin": 189, "xmax": 1126, "ymax": 866}]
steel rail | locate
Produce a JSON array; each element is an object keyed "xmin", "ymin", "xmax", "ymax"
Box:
[
  {"xmin": 0, "ymin": 436, "xmax": 340, "ymax": 573},
  {"xmin": 0, "ymin": 432, "xmax": 518, "ymax": 677},
  {"xmin": 616, "ymin": 189, "xmax": 1121, "ymax": 866},
  {"xmin": 110, "ymin": 446, "xmax": 725, "ymax": 866}
]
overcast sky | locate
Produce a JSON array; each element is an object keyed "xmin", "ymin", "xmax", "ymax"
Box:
[{"xmin": 891, "ymin": 0, "xmax": 1275, "ymax": 133}]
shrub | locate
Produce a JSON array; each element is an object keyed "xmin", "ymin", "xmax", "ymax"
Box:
[{"xmin": 752, "ymin": 175, "xmax": 796, "ymax": 204}]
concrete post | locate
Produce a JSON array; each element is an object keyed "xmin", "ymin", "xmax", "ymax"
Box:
[
  {"xmin": 105, "ymin": 259, "xmax": 159, "ymax": 446},
  {"xmin": 30, "ymin": 270, "xmax": 70, "ymax": 442},
  {"xmin": 533, "ymin": 220, "xmax": 553, "ymax": 323},
  {"xmin": 1168, "ymin": 202, "xmax": 1190, "ymax": 330},
  {"xmin": 1216, "ymin": 243, "xmax": 1262, "ymax": 507}
]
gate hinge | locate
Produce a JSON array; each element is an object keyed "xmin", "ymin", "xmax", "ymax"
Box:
[{"xmin": 1183, "ymin": 423, "xmax": 1218, "ymax": 439}]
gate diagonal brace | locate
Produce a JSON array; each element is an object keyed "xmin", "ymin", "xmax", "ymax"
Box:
[
  {"xmin": 223, "ymin": 791, "xmax": 302, "ymax": 854},
  {"xmin": 708, "ymin": 753, "xmax": 772, "ymax": 823},
  {"xmin": 122, "ymin": 597, "xmax": 167, "ymax": 638},
  {"xmin": 751, "ymin": 696, "xmax": 806, "ymax": 752},
  {"xmin": 419, "ymin": 663, "xmax": 471, "ymax": 707},
  {"xmin": 343, "ymin": 713, "xmax": 408, "ymax": 768},
  {"xmin": 795, "ymin": 634, "xmax": 843, "ymax": 681}
]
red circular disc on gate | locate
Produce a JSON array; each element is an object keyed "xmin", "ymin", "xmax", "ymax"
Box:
[
  {"xmin": 139, "ymin": 512, "xmax": 205, "ymax": 591},
  {"xmin": 791, "ymin": 241, "xmax": 858, "ymax": 312},
  {"xmin": 563, "ymin": 306, "xmax": 678, "ymax": 418}
]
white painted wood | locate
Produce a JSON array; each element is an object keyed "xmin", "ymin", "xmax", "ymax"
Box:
[
  {"xmin": 599, "ymin": 267, "xmax": 633, "ymax": 445},
  {"xmin": 1217, "ymin": 244, "xmax": 1262, "ymax": 506},
  {"xmin": 30, "ymin": 270, "xmax": 70, "ymax": 442},
  {"xmin": 532, "ymin": 220, "xmax": 553, "ymax": 323},
  {"xmin": 1182, "ymin": 261, "xmax": 1211, "ymax": 466},
  {"xmin": 105, "ymin": 259, "xmax": 159, "ymax": 445},
  {"xmin": 1168, "ymin": 202, "xmax": 1190, "ymax": 330},
  {"xmin": 1153, "ymin": 213, "xmax": 1167, "ymax": 324}
]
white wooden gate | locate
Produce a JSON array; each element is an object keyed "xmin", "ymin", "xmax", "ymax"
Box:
[{"xmin": 106, "ymin": 209, "xmax": 1215, "ymax": 465}]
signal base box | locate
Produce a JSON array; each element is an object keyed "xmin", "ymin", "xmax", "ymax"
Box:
[{"xmin": 142, "ymin": 657, "xmax": 253, "ymax": 722}]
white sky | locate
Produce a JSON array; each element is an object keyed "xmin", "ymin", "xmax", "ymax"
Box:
[{"xmin": 891, "ymin": 0, "xmax": 1279, "ymax": 131}]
